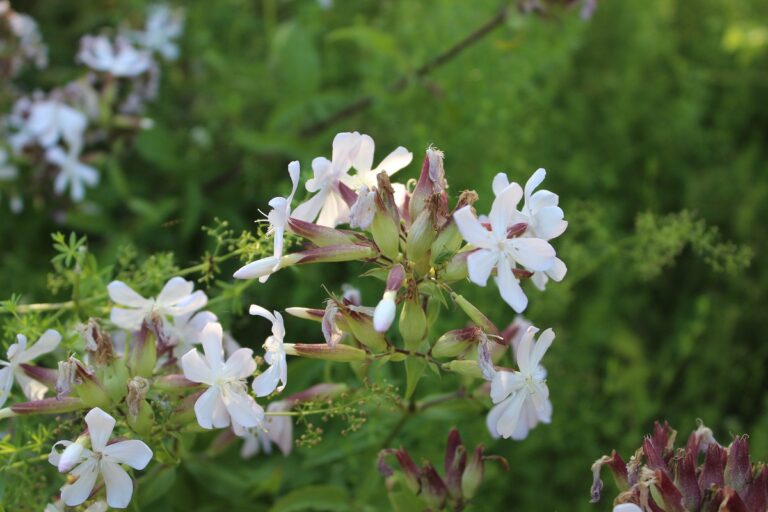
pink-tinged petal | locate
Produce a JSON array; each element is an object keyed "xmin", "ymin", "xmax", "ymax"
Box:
[
  {"xmin": 489, "ymin": 183, "xmax": 523, "ymax": 234},
  {"xmin": 101, "ymin": 460, "xmax": 134, "ymax": 508},
  {"xmin": 506, "ymin": 238, "xmax": 555, "ymax": 272},
  {"xmin": 157, "ymin": 277, "xmax": 194, "ymax": 306},
  {"xmin": 491, "ymin": 173, "xmax": 511, "ymax": 197},
  {"xmin": 454, "ymin": 206, "xmax": 494, "ymax": 248},
  {"xmin": 181, "ymin": 348, "xmax": 213, "ymax": 385},
  {"xmin": 85, "ymin": 407, "xmax": 115, "ymax": 452},
  {"xmin": 529, "ymin": 328, "xmax": 554, "ymax": 370},
  {"xmin": 467, "ymin": 249, "xmax": 498, "ymax": 287},
  {"xmin": 193, "ymin": 386, "xmax": 220, "ymax": 429},
  {"xmin": 200, "ymin": 323, "xmax": 224, "ymax": 371},
  {"xmin": 107, "ymin": 281, "xmax": 149, "ymax": 308},
  {"xmin": 515, "ymin": 327, "xmax": 538, "ymax": 374},
  {"xmin": 103, "ymin": 440, "xmax": 153, "ymax": 469},
  {"xmin": 222, "ymin": 348, "xmax": 256, "ymax": 380},
  {"xmin": 221, "ymin": 386, "xmax": 264, "ymax": 429},
  {"xmin": 110, "ymin": 308, "xmax": 146, "ymax": 331},
  {"xmin": 0, "ymin": 366, "xmax": 14, "ymax": 408},
  {"xmin": 490, "ymin": 370, "xmax": 525, "ymax": 403},
  {"xmin": 15, "ymin": 369, "xmax": 47, "ymax": 401},
  {"xmin": 252, "ymin": 364, "xmax": 281, "ymax": 397},
  {"xmin": 524, "ymin": 168, "xmax": 547, "ymax": 202},
  {"xmin": 375, "ymin": 146, "xmax": 413, "ymax": 176},
  {"xmin": 546, "ymin": 257, "xmax": 567, "ymax": 282},
  {"xmin": 18, "ymin": 329, "xmax": 61, "ymax": 362},
  {"xmin": 61, "ymin": 459, "xmax": 99, "ymax": 506},
  {"xmin": 496, "ymin": 390, "xmax": 527, "ymax": 439},
  {"xmin": 495, "ymin": 259, "xmax": 528, "ymax": 313}
]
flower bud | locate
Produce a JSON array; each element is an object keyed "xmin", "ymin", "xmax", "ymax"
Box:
[
  {"xmin": 65, "ymin": 357, "xmax": 111, "ymax": 408},
  {"xmin": 18, "ymin": 364, "xmax": 57, "ymax": 388},
  {"xmin": 100, "ymin": 357, "xmax": 130, "ymax": 403},
  {"xmin": 154, "ymin": 374, "xmax": 202, "ymax": 393},
  {"xmin": 392, "ymin": 448, "xmax": 422, "ymax": 494},
  {"xmin": 444, "ymin": 360, "xmax": 483, "ymax": 379},
  {"xmin": 233, "ymin": 254, "xmax": 301, "ymax": 281},
  {"xmin": 420, "ymin": 462, "xmax": 448, "ymax": 509},
  {"xmin": 5, "ymin": 396, "xmax": 86, "ymax": 417},
  {"xmin": 430, "ymin": 219, "xmax": 463, "ymax": 266},
  {"xmin": 399, "ymin": 296, "xmax": 427, "ymax": 351},
  {"xmin": 284, "ymin": 343, "xmax": 369, "ymax": 362},
  {"xmin": 296, "ymin": 244, "xmax": 377, "ymax": 265},
  {"xmin": 287, "ymin": 218, "xmax": 365, "ymax": 246},
  {"xmin": 406, "ymin": 208, "xmax": 436, "ymax": 267},
  {"xmin": 371, "ymin": 173, "xmax": 401, "ymax": 260},
  {"xmin": 442, "ymin": 251, "xmax": 469, "ymax": 282},
  {"xmin": 349, "ymin": 186, "xmax": 377, "ymax": 229},
  {"xmin": 452, "ymin": 293, "xmax": 500, "ymax": 336},
  {"xmin": 58, "ymin": 435, "xmax": 89, "ymax": 472},
  {"xmin": 444, "ymin": 429, "xmax": 467, "ymax": 499},
  {"xmin": 461, "ymin": 445, "xmax": 485, "ymax": 499},
  {"xmin": 129, "ymin": 321, "xmax": 157, "ymax": 379},
  {"xmin": 338, "ymin": 307, "xmax": 389, "ymax": 353},
  {"xmin": 126, "ymin": 376, "xmax": 154, "ymax": 436},
  {"xmin": 285, "ymin": 307, "xmax": 325, "ymax": 322},
  {"xmin": 410, "ymin": 148, "xmax": 447, "ymax": 222},
  {"xmin": 432, "ymin": 327, "xmax": 481, "ymax": 358},
  {"xmin": 373, "ymin": 292, "xmax": 397, "ymax": 333}
]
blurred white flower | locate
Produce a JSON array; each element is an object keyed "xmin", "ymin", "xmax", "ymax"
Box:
[
  {"xmin": 48, "ymin": 407, "xmax": 153, "ymax": 508},
  {"xmin": 107, "ymin": 277, "xmax": 207, "ymax": 331},
  {"xmin": 78, "ymin": 35, "xmax": 152, "ymax": 77},
  {"xmin": 181, "ymin": 322, "xmax": 263, "ymax": 433},
  {"xmin": 340, "ymin": 133, "xmax": 412, "ymax": 191},
  {"xmin": 239, "ymin": 400, "xmax": 293, "ymax": 459},
  {"xmin": 23, "ymin": 99, "xmax": 87, "ymax": 149},
  {"xmin": 613, "ymin": 505, "xmax": 642, "ymax": 512},
  {"xmin": 5, "ymin": 7, "xmax": 48, "ymax": 70},
  {"xmin": 46, "ymin": 145, "xmax": 99, "ymax": 202},
  {"xmin": 131, "ymin": 4, "xmax": 185, "ymax": 60},
  {"xmin": 248, "ymin": 305, "xmax": 288, "ymax": 397},
  {"xmin": 486, "ymin": 326, "xmax": 554, "ymax": 440},
  {"xmin": 454, "ymin": 182, "xmax": 556, "ymax": 312},
  {"xmin": 0, "ymin": 330, "xmax": 61, "ymax": 407}
]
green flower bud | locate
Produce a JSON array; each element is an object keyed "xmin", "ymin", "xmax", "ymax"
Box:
[
  {"xmin": 154, "ymin": 374, "xmax": 202, "ymax": 393},
  {"xmin": 288, "ymin": 218, "xmax": 366, "ymax": 247},
  {"xmin": 432, "ymin": 327, "xmax": 481, "ymax": 358},
  {"xmin": 442, "ymin": 252, "xmax": 469, "ymax": 282},
  {"xmin": 399, "ymin": 296, "xmax": 427, "ymax": 351},
  {"xmin": 1, "ymin": 397, "xmax": 86, "ymax": 419},
  {"xmin": 101, "ymin": 357, "xmax": 130, "ymax": 403},
  {"xmin": 452, "ymin": 293, "xmax": 500, "ymax": 336},
  {"xmin": 406, "ymin": 209, "xmax": 436, "ymax": 270},
  {"xmin": 371, "ymin": 173, "xmax": 401, "ymax": 260},
  {"xmin": 430, "ymin": 219, "xmax": 463, "ymax": 266},
  {"xmin": 461, "ymin": 445, "xmax": 485, "ymax": 500},
  {"xmin": 129, "ymin": 322, "xmax": 157, "ymax": 379},
  {"xmin": 284, "ymin": 343, "xmax": 369, "ymax": 362},
  {"xmin": 444, "ymin": 360, "xmax": 483, "ymax": 379},
  {"xmin": 339, "ymin": 307, "xmax": 389, "ymax": 353}
]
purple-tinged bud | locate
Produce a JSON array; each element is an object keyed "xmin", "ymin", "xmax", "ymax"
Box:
[
  {"xmin": 451, "ymin": 293, "xmax": 500, "ymax": 336},
  {"xmin": 18, "ymin": 364, "xmax": 57, "ymax": 388},
  {"xmin": 743, "ymin": 465, "xmax": 768, "ymax": 511},
  {"xmin": 444, "ymin": 360, "xmax": 483, "ymax": 379},
  {"xmin": 154, "ymin": 374, "xmax": 202, "ymax": 393},
  {"xmin": 506, "ymin": 222, "xmax": 528, "ymax": 238},
  {"xmin": 285, "ymin": 307, "xmax": 326, "ymax": 322},
  {"xmin": 699, "ymin": 443, "xmax": 727, "ymax": 491},
  {"xmin": 58, "ymin": 435, "xmax": 89, "ymax": 472},
  {"xmin": 642, "ymin": 436, "xmax": 668, "ymax": 471},
  {"xmin": 590, "ymin": 451, "xmax": 629, "ymax": 504},
  {"xmin": 444, "ymin": 429, "xmax": 467, "ymax": 498},
  {"xmin": 129, "ymin": 321, "xmax": 157, "ymax": 379},
  {"xmin": 432, "ymin": 327, "xmax": 481, "ymax": 358},
  {"xmin": 725, "ymin": 436, "xmax": 751, "ymax": 492},
  {"xmin": 322, "ymin": 301, "xmax": 343, "ymax": 347},
  {"xmin": 420, "ymin": 462, "xmax": 448, "ymax": 509},
  {"xmin": 287, "ymin": 218, "xmax": 365, "ymax": 247},
  {"xmin": 678, "ymin": 449, "xmax": 701, "ymax": 510},
  {"xmin": 371, "ymin": 173, "xmax": 401, "ymax": 260},
  {"xmin": 654, "ymin": 469, "xmax": 685, "ymax": 512},
  {"xmin": 284, "ymin": 343, "xmax": 369, "ymax": 362},
  {"xmin": 295, "ymin": 244, "xmax": 377, "ymax": 265},
  {"xmin": 5, "ymin": 396, "xmax": 86, "ymax": 417},
  {"xmin": 386, "ymin": 264, "xmax": 406, "ymax": 291},
  {"xmin": 462, "ymin": 445, "xmax": 485, "ymax": 500},
  {"xmin": 410, "ymin": 148, "xmax": 448, "ymax": 222},
  {"xmin": 394, "ymin": 449, "xmax": 422, "ymax": 494},
  {"xmin": 406, "ymin": 208, "xmax": 437, "ymax": 272},
  {"xmin": 77, "ymin": 318, "xmax": 115, "ymax": 366},
  {"xmin": 399, "ymin": 295, "xmax": 427, "ymax": 351},
  {"xmin": 349, "ymin": 186, "xmax": 377, "ymax": 229}
]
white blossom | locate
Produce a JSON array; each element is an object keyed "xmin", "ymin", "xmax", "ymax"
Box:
[
  {"xmin": 0, "ymin": 330, "xmax": 60, "ymax": 407},
  {"xmin": 613, "ymin": 505, "xmax": 642, "ymax": 512},
  {"xmin": 107, "ymin": 277, "xmax": 207, "ymax": 331},
  {"xmin": 5, "ymin": 7, "xmax": 48, "ymax": 70},
  {"xmin": 21, "ymin": 99, "xmax": 87, "ymax": 149},
  {"xmin": 239, "ymin": 400, "xmax": 293, "ymax": 459},
  {"xmin": 261, "ymin": 161, "xmax": 300, "ymax": 279},
  {"xmin": 340, "ymin": 133, "xmax": 412, "ymax": 191},
  {"xmin": 46, "ymin": 145, "xmax": 99, "ymax": 203},
  {"xmin": 454, "ymin": 182, "xmax": 556, "ymax": 312},
  {"xmin": 248, "ymin": 305, "xmax": 288, "ymax": 397},
  {"xmin": 486, "ymin": 326, "xmax": 554, "ymax": 441},
  {"xmin": 181, "ymin": 322, "xmax": 264, "ymax": 433},
  {"xmin": 168, "ymin": 310, "xmax": 218, "ymax": 359},
  {"xmin": 48, "ymin": 407, "xmax": 153, "ymax": 508},
  {"xmin": 78, "ymin": 35, "xmax": 152, "ymax": 77},
  {"xmin": 131, "ymin": 4, "xmax": 184, "ymax": 60}
]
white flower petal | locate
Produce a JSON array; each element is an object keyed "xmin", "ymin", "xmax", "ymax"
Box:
[
  {"xmin": 490, "ymin": 370, "xmax": 525, "ymax": 403},
  {"xmin": 528, "ymin": 328, "xmax": 555, "ymax": 371},
  {"xmin": 221, "ymin": 386, "xmax": 264, "ymax": 429},
  {"xmin": 103, "ymin": 440, "xmax": 153, "ymax": 469},
  {"xmin": 233, "ymin": 256, "xmax": 280, "ymax": 280},
  {"xmin": 0, "ymin": 365, "xmax": 15, "ymax": 408},
  {"xmin": 15, "ymin": 369, "xmax": 47, "ymax": 400},
  {"xmin": 252, "ymin": 364, "xmax": 281, "ymax": 397},
  {"xmin": 107, "ymin": 281, "xmax": 150, "ymax": 308},
  {"xmin": 515, "ymin": 327, "xmax": 538, "ymax": 374},
  {"xmin": 200, "ymin": 322, "xmax": 224, "ymax": 370},
  {"xmin": 181, "ymin": 348, "xmax": 213, "ymax": 385},
  {"xmin": 193, "ymin": 386, "xmax": 220, "ymax": 429},
  {"xmin": 110, "ymin": 308, "xmax": 147, "ymax": 331},
  {"xmin": 506, "ymin": 238, "xmax": 555, "ymax": 272},
  {"xmin": 489, "ymin": 183, "xmax": 523, "ymax": 234},
  {"xmin": 156, "ymin": 277, "xmax": 194, "ymax": 306},
  {"xmin": 495, "ymin": 258, "xmax": 528, "ymax": 313},
  {"xmin": 85, "ymin": 407, "xmax": 116, "ymax": 452},
  {"xmin": 546, "ymin": 257, "xmax": 567, "ymax": 282},
  {"xmin": 222, "ymin": 348, "xmax": 256, "ymax": 380},
  {"xmin": 454, "ymin": 206, "xmax": 494, "ymax": 249},
  {"xmin": 48, "ymin": 440, "xmax": 73, "ymax": 468},
  {"xmin": 467, "ymin": 249, "xmax": 498, "ymax": 287},
  {"xmin": 101, "ymin": 459, "xmax": 134, "ymax": 508},
  {"xmin": 375, "ymin": 146, "xmax": 413, "ymax": 177},
  {"xmin": 524, "ymin": 168, "xmax": 547, "ymax": 201},
  {"xmin": 18, "ymin": 329, "xmax": 61, "ymax": 362},
  {"xmin": 351, "ymin": 133, "xmax": 375, "ymax": 173},
  {"xmin": 496, "ymin": 390, "xmax": 528, "ymax": 439},
  {"xmin": 61, "ymin": 459, "xmax": 99, "ymax": 506},
  {"xmin": 491, "ymin": 173, "xmax": 511, "ymax": 197}
]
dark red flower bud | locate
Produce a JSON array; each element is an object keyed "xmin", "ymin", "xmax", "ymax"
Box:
[{"xmin": 725, "ymin": 436, "xmax": 751, "ymax": 492}]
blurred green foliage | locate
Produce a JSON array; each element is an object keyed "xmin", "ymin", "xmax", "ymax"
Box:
[{"xmin": 2, "ymin": 0, "xmax": 768, "ymax": 509}]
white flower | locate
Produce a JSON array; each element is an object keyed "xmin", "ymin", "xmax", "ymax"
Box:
[
  {"xmin": 78, "ymin": 35, "xmax": 152, "ymax": 77},
  {"xmin": 486, "ymin": 326, "xmax": 554, "ymax": 441},
  {"xmin": 248, "ymin": 305, "xmax": 288, "ymax": 397},
  {"xmin": 48, "ymin": 407, "xmax": 153, "ymax": 508},
  {"xmin": 349, "ymin": 185, "xmax": 376, "ymax": 229},
  {"xmin": 181, "ymin": 322, "xmax": 264, "ymax": 433},
  {"xmin": 131, "ymin": 4, "xmax": 185, "ymax": 60},
  {"xmin": 46, "ymin": 145, "xmax": 99, "ymax": 203},
  {"xmin": 495, "ymin": 169, "xmax": 568, "ymax": 291},
  {"xmin": 6, "ymin": 9, "xmax": 48, "ymax": 70},
  {"xmin": 453, "ymin": 182, "xmax": 556, "ymax": 312},
  {"xmin": 107, "ymin": 277, "xmax": 207, "ymax": 331},
  {"xmin": 240, "ymin": 400, "xmax": 293, "ymax": 459},
  {"xmin": 262, "ymin": 161, "xmax": 300, "ymax": 276},
  {"xmin": 0, "ymin": 330, "xmax": 61, "ymax": 407},
  {"xmin": 292, "ymin": 132, "xmax": 365, "ymax": 227},
  {"xmin": 26, "ymin": 99, "xmax": 87, "ymax": 149},
  {"xmin": 340, "ymin": 133, "xmax": 413, "ymax": 191},
  {"xmin": 168, "ymin": 310, "xmax": 218, "ymax": 359},
  {"xmin": 613, "ymin": 505, "xmax": 642, "ymax": 512}
]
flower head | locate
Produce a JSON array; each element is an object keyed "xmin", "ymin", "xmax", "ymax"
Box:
[
  {"xmin": 485, "ymin": 326, "xmax": 554, "ymax": 440},
  {"xmin": 0, "ymin": 330, "xmax": 61, "ymax": 407},
  {"xmin": 339, "ymin": 133, "xmax": 412, "ymax": 191},
  {"xmin": 262, "ymin": 161, "xmax": 300, "ymax": 276},
  {"xmin": 454, "ymin": 182, "xmax": 556, "ymax": 312},
  {"xmin": 25, "ymin": 99, "xmax": 87, "ymax": 149},
  {"xmin": 240, "ymin": 400, "xmax": 293, "ymax": 459},
  {"xmin": 107, "ymin": 277, "xmax": 207, "ymax": 331},
  {"xmin": 130, "ymin": 4, "xmax": 184, "ymax": 60},
  {"xmin": 248, "ymin": 305, "xmax": 288, "ymax": 396},
  {"xmin": 46, "ymin": 145, "xmax": 99, "ymax": 202},
  {"xmin": 48, "ymin": 407, "xmax": 153, "ymax": 508},
  {"xmin": 167, "ymin": 310, "xmax": 218, "ymax": 359},
  {"xmin": 181, "ymin": 322, "xmax": 264, "ymax": 432},
  {"xmin": 78, "ymin": 35, "xmax": 152, "ymax": 77}
]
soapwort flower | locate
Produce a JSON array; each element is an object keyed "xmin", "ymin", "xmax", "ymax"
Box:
[
  {"xmin": 181, "ymin": 322, "xmax": 264, "ymax": 432},
  {"xmin": 129, "ymin": 3, "xmax": 184, "ymax": 61},
  {"xmin": 77, "ymin": 35, "xmax": 152, "ymax": 77},
  {"xmin": 240, "ymin": 400, "xmax": 293, "ymax": 458},
  {"xmin": 260, "ymin": 161, "xmax": 300, "ymax": 280},
  {"xmin": 48, "ymin": 407, "xmax": 153, "ymax": 508},
  {"xmin": 107, "ymin": 277, "xmax": 207, "ymax": 331},
  {"xmin": 23, "ymin": 98, "xmax": 87, "ymax": 149},
  {"xmin": 0, "ymin": 330, "xmax": 61, "ymax": 407},
  {"xmin": 46, "ymin": 144, "xmax": 99, "ymax": 202},
  {"xmin": 249, "ymin": 305, "xmax": 288, "ymax": 396},
  {"xmin": 485, "ymin": 326, "xmax": 554, "ymax": 440}
]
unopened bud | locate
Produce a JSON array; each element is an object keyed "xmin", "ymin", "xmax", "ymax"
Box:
[
  {"xmin": 6, "ymin": 396, "xmax": 86, "ymax": 417},
  {"xmin": 129, "ymin": 321, "xmax": 157, "ymax": 379},
  {"xmin": 296, "ymin": 244, "xmax": 377, "ymax": 265},
  {"xmin": 349, "ymin": 186, "xmax": 377, "ymax": 229},
  {"xmin": 154, "ymin": 374, "xmax": 201, "ymax": 393},
  {"xmin": 58, "ymin": 435, "xmax": 89, "ymax": 472},
  {"xmin": 444, "ymin": 360, "xmax": 483, "ymax": 379},
  {"xmin": 452, "ymin": 294, "xmax": 500, "ymax": 336},
  {"xmin": 421, "ymin": 462, "xmax": 448, "ymax": 509},
  {"xmin": 410, "ymin": 147, "xmax": 447, "ymax": 221},
  {"xmin": 126, "ymin": 376, "xmax": 154, "ymax": 436},
  {"xmin": 287, "ymin": 218, "xmax": 364, "ymax": 247},
  {"xmin": 284, "ymin": 343, "xmax": 369, "ymax": 362},
  {"xmin": 432, "ymin": 327, "xmax": 481, "ymax": 358},
  {"xmin": 461, "ymin": 445, "xmax": 485, "ymax": 499},
  {"xmin": 373, "ymin": 292, "xmax": 397, "ymax": 333},
  {"xmin": 339, "ymin": 307, "xmax": 389, "ymax": 353},
  {"xmin": 394, "ymin": 449, "xmax": 421, "ymax": 494},
  {"xmin": 371, "ymin": 173, "xmax": 401, "ymax": 259},
  {"xmin": 430, "ymin": 218, "xmax": 463, "ymax": 266},
  {"xmin": 399, "ymin": 296, "xmax": 427, "ymax": 350},
  {"xmin": 101, "ymin": 357, "xmax": 130, "ymax": 403},
  {"xmin": 406, "ymin": 209, "xmax": 437, "ymax": 275},
  {"xmin": 444, "ymin": 429, "xmax": 467, "ymax": 498},
  {"xmin": 442, "ymin": 251, "xmax": 469, "ymax": 282}
]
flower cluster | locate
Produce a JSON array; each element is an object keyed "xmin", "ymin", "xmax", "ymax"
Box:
[
  {"xmin": 591, "ymin": 421, "xmax": 768, "ymax": 511},
  {"xmin": 0, "ymin": 3, "xmax": 184, "ymax": 210}
]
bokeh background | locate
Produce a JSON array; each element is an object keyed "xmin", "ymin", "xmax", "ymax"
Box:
[{"xmin": 3, "ymin": 0, "xmax": 768, "ymax": 510}]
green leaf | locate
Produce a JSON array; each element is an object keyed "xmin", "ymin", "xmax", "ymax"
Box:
[
  {"xmin": 137, "ymin": 465, "xmax": 177, "ymax": 506},
  {"xmin": 404, "ymin": 357, "xmax": 427, "ymax": 400},
  {"xmin": 268, "ymin": 485, "xmax": 350, "ymax": 512}
]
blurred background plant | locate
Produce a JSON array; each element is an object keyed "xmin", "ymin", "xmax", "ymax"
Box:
[{"xmin": 1, "ymin": 0, "xmax": 767, "ymax": 510}]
